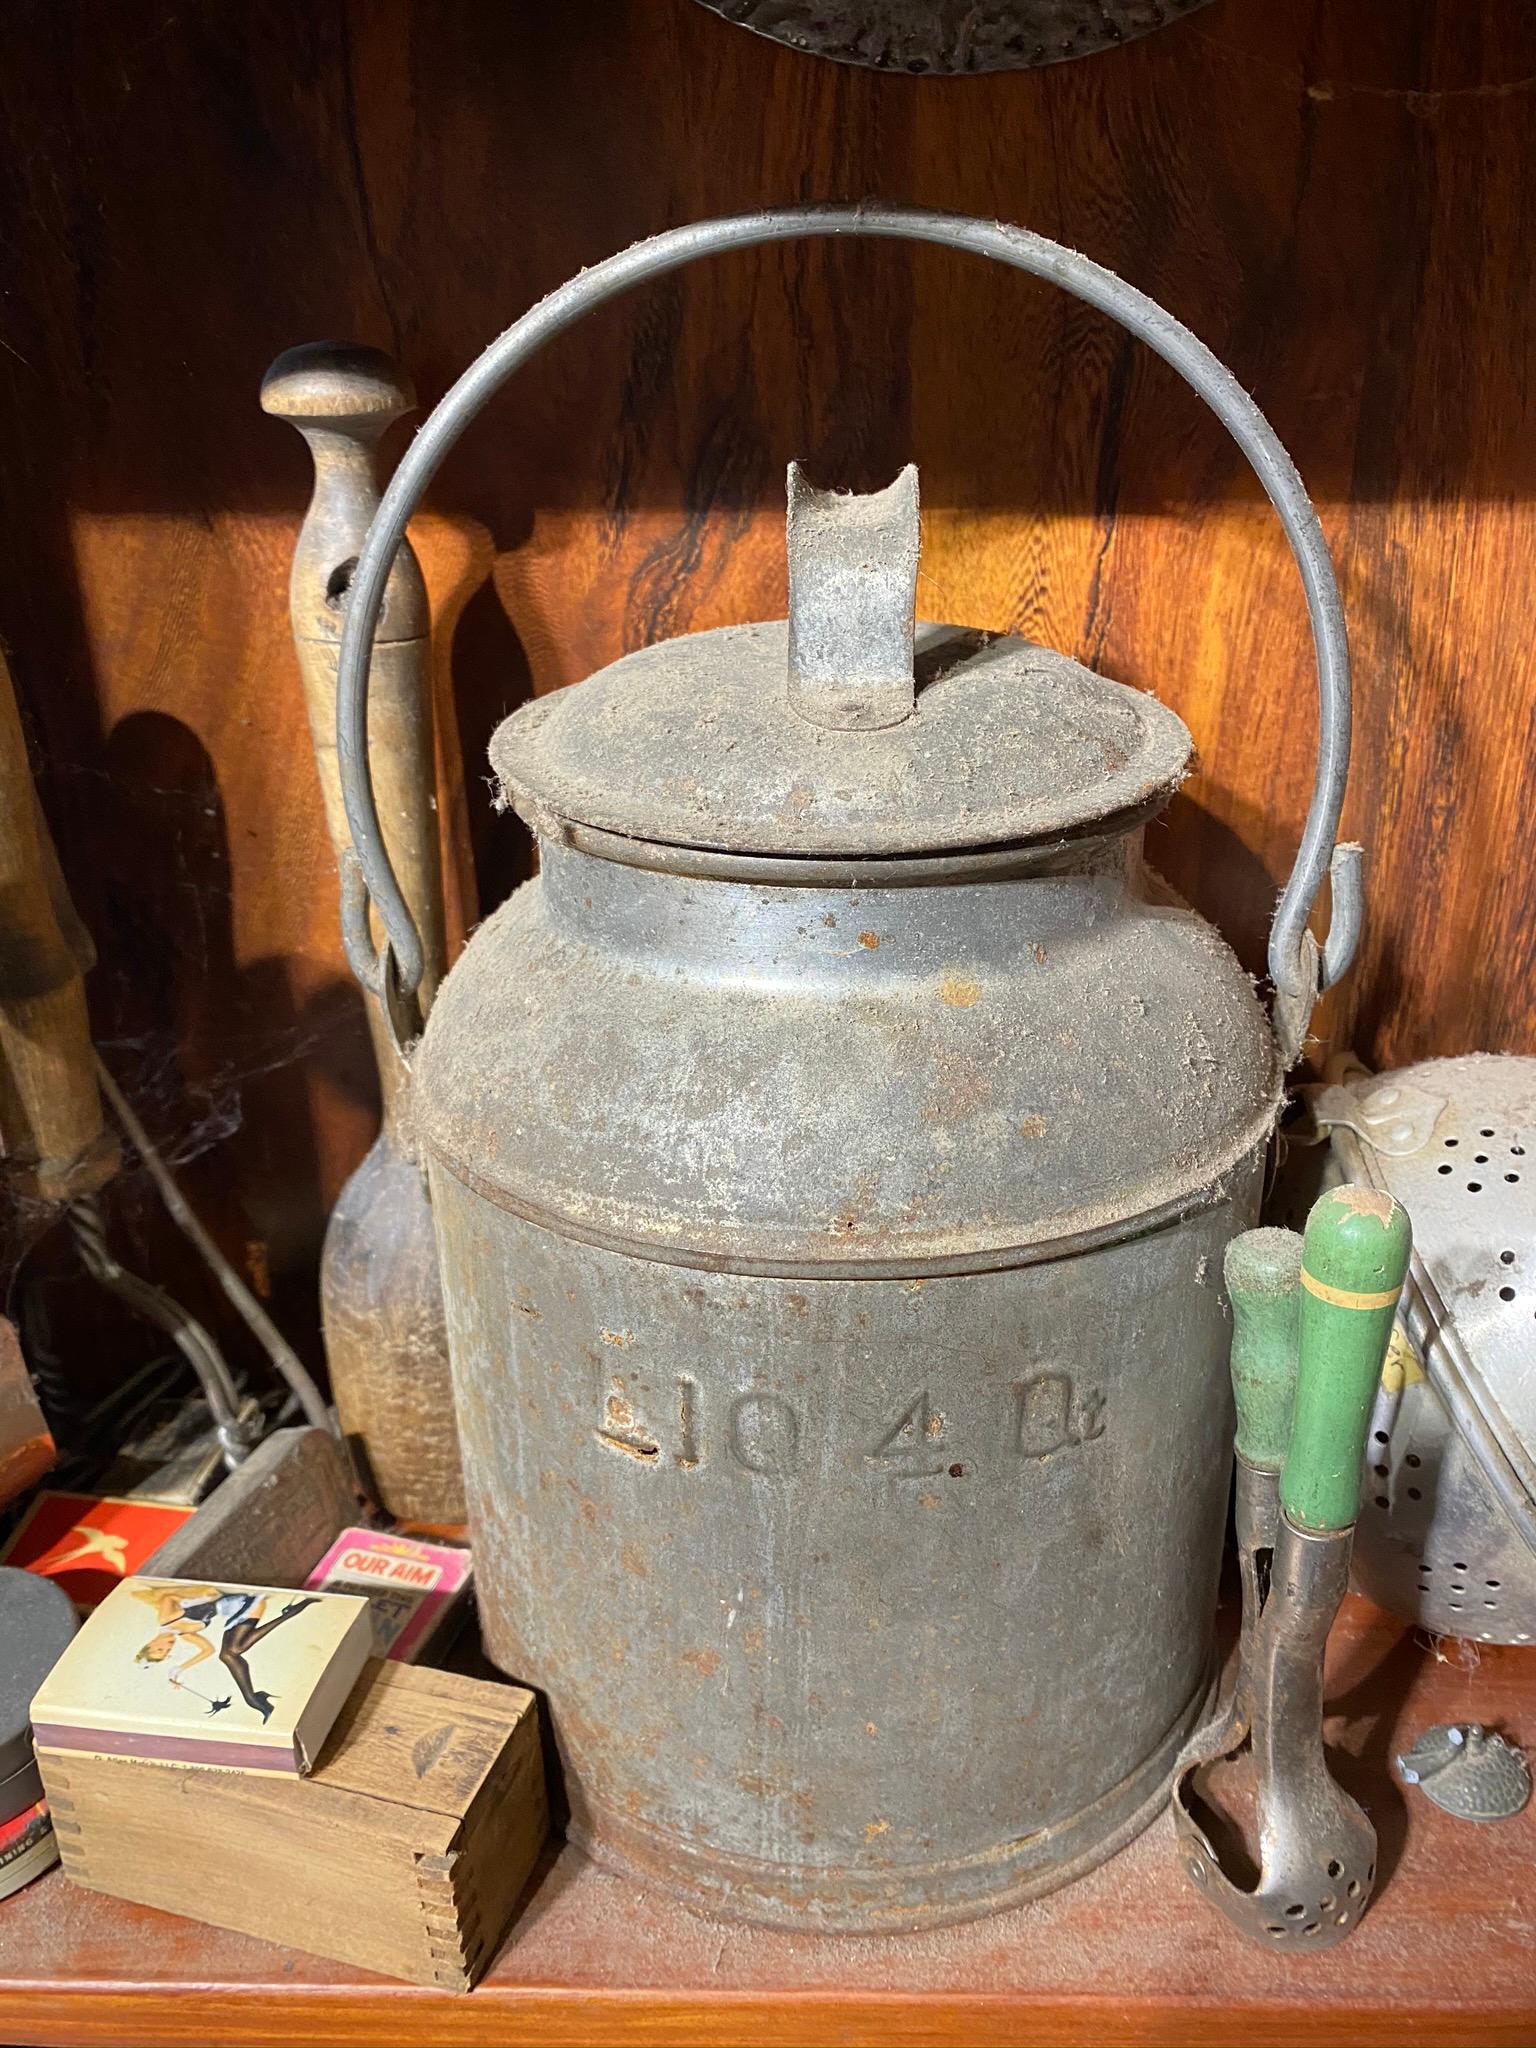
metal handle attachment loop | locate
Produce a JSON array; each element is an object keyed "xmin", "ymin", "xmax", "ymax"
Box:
[{"xmin": 335, "ymin": 207, "xmax": 1357, "ymax": 1056}]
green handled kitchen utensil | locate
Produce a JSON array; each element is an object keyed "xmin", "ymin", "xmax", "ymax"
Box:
[
  {"xmin": 1175, "ymin": 1188, "xmax": 1411, "ymax": 1952},
  {"xmin": 1285, "ymin": 1188, "xmax": 1414, "ymax": 1532},
  {"xmin": 1175, "ymin": 1228, "xmax": 1302, "ymax": 1784},
  {"xmin": 1229, "ymin": 1227, "xmax": 1305, "ymax": 1473}
]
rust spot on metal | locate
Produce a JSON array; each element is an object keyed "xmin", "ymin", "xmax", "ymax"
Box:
[
  {"xmin": 939, "ymin": 975, "xmax": 980, "ymax": 1008},
  {"xmin": 511, "ymin": 1285, "xmax": 540, "ymax": 1320},
  {"xmin": 681, "ymin": 1647, "xmax": 722, "ymax": 1677},
  {"xmin": 596, "ymin": 1387, "xmax": 660, "ymax": 1461},
  {"xmin": 741, "ymin": 1624, "xmax": 764, "ymax": 1653},
  {"xmin": 785, "ymin": 1291, "xmax": 808, "ymax": 1314},
  {"xmin": 619, "ymin": 1543, "xmax": 650, "ymax": 1578},
  {"xmin": 822, "ymin": 911, "xmax": 838, "ymax": 928},
  {"xmin": 599, "ymin": 1327, "xmax": 634, "ymax": 1347},
  {"xmin": 1032, "ymin": 942, "xmax": 1048, "ymax": 965},
  {"xmin": 864, "ymin": 1819, "xmax": 890, "ymax": 1840},
  {"xmin": 597, "ymin": 1436, "xmax": 657, "ymax": 1460},
  {"xmin": 827, "ymin": 1174, "xmax": 878, "ymax": 1238},
  {"xmin": 1017, "ymin": 1115, "xmax": 1047, "ymax": 1137},
  {"xmin": 924, "ymin": 1049, "xmax": 991, "ymax": 1121},
  {"xmin": 858, "ymin": 931, "xmax": 880, "ymax": 949},
  {"xmin": 917, "ymin": 1490, "xmax": 942, "ymax": 1509},
  {"xmin": 864, "ymin": 1722, "xmax": 878, "ymax": 1737}
]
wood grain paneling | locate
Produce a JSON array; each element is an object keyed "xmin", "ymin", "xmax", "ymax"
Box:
[{"xmin": 0, "ymin": 0, "xmax": 1532, "ymax": 1364}]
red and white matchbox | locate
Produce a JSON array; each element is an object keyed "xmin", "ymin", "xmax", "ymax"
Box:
[
  {"xmin": 306, "ymin": 1528, "xmax": 472, "ymax": 1662},
  {"xmin": 0, "ymin": 1492, "xmax": 194, "ymax": 1612}
]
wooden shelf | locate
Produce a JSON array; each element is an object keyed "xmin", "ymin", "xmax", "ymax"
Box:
[{"xmin": 1, "ymin": 1596, "xmax": 1532, "ymax": 2047}]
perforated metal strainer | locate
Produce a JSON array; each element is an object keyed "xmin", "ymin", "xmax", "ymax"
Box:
[{"xmin": 1315, "ymin": 1055, "xmax": 1536, "ymax": 1645}]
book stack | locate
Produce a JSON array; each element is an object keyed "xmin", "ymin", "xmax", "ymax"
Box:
[{"xmin": 30, "ymin": 1573, "xmax": 545, "ymax": 1989}]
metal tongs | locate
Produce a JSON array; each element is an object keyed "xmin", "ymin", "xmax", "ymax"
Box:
[{"xmin": 1174, "ymin": 1187, "xmax": 1412, "ymax": 1950}]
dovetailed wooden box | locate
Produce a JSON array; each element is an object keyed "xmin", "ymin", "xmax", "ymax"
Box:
[{"xmin": 36, "ymin": 1660, "xmax": 546, "ymax": 1991}]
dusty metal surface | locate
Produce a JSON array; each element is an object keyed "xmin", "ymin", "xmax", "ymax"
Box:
[
  {"xmin": 416, "ymin": 831, "xmax": 1276, "ymax": 1275},
  {"xmin": 332, "ymin": 214, "xmax": 1360, "ymax": 1927},
  {"xmin": 418, "ymin": 837, "xmax": 1274, "ymax": 1272},
  {"xmin": 494, "ymin": 620, "xmax": 1192, "ymax": 860},
  {"xmin": 785, "ymin": 463, "xmax": 920, "ymax": 732},
  {"xmin": 417, "ymin": 800, "xmax": 1276, "ymax": 1925},
  {"xmin": 1322, "ymin": 1056, "xmax": 1536, "ymax": 1643},
  {"xmin": 411, "ymin": 453, "xmax": 1287, "ymax": 1929},
  {"xmin": 691, "ymin": 0, "xmax": 1217, "ymax": 74},
  {"xmin": 435, "ymin": 1171, "xmax": 1252, "ymax": 1930}
]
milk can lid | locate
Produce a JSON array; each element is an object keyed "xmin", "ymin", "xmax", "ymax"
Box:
[{"xmin": 492, "ymin": 466, "xmax": 1191, "ymax": 860}]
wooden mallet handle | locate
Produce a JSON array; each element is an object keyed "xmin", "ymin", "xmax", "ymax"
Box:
[{"xmin": 261, "ymin": 345, "xmax": 446, "ymax": 1044}]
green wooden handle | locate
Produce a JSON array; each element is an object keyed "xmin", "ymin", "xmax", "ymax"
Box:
[
  {"xmin": 1224, "ymin": 1228, "xmax": 1303, "ymax": 1471},
  {"xmin": 1281, "ymin": 1186, "xmax": 1412, "ymax": 1533}
]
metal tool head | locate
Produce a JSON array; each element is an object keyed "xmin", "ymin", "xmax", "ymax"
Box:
[
  {"xmin": 1174, "ymin": 1518, "xmax": 1377, "ymax": 1951},
  {"xmin": 1398, "ymin": 1722, "xmax": 1531, "ymax": 1822},
  {"xmin": 1175, "ymin": 1195, "xmax": 1409, "ymax": 1951}
]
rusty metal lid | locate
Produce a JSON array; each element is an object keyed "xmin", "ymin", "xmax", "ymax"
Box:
[{"xmin": 493, "ymin": 467, "xmax": 1190, "ymax": 861}]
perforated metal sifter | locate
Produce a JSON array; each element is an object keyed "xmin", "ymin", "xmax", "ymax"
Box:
[{"xmin": 1314, "ymin": 1054, "xmax": 1536, "ymax": 1645}]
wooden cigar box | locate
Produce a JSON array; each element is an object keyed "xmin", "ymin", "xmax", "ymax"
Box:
[{"xmin": 36, "ymin": 1660, "xmax": 546, "ymax": 1990}]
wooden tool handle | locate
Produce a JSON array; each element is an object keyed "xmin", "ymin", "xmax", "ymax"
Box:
[
  {"xmin": 1224, "ymin": 1226, "xmax": 1303, "ymax": 1473},
  {"xmin": 1281, "ymin": 1186, "xmax": 1412, "ymax": 1533},
  {"xmin": 0, "ymin": 649, "xmax": 116, "ymax": 1201},
  {"xmin": 261, "ymin": 345, "xmax": 446, "ymax": 1054}
]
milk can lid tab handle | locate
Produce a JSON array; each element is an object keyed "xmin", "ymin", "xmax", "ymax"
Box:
[{"xmin": 785, "ymin": 461, "xmax": 920, "ymax": 733}]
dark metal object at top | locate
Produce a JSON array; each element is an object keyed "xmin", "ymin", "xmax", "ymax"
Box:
[{"xmin": 693, "ymin": 0, "xmax": 1217, "ymax": 73}]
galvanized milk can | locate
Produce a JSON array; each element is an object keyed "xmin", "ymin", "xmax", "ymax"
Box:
[{"xmin": 331, "ymin": 209, "xmax": 1360, "ymax": 1931}]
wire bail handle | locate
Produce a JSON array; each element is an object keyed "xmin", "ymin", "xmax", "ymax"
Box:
[{"xmin": 335, "ymin": 206, "xmax": 1360, "ymax": 1063}]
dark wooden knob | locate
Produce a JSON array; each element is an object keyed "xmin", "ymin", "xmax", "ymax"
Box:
[
  {"xmin": 262, "ymin": 341, "xmax": 426, "ymax": 645},
  {"xmin": 260, "ymin": 342, "xmax": 415, "ymax": 441}
]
